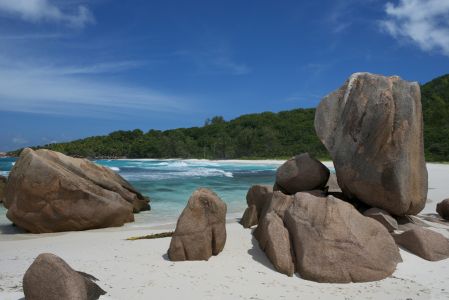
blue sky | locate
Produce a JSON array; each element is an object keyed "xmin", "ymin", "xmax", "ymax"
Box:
[{"xmin": 0, "ymin": 0, "xmax": 448, "ymax": 151}]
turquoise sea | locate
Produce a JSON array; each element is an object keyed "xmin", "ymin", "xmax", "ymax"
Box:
[{"xmin": 0, "ymin": 158, "xmax": 281, "ymax": 231}]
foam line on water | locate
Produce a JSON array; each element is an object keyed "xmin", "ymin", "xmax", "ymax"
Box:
[{"xmin": 108, "ymin": 167, "xmax": 120, "ymax": 171}]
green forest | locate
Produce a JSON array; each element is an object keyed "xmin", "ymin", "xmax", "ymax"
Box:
[{"xmin": 9, "ymin": 74, "xmax": 449, "ymax": 161}]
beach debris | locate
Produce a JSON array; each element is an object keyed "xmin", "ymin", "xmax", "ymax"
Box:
[
  {"xmin": 275, "ymin": 153, "xmax": 330, "ymax": 194},
  {"xmin": 0, "ymin": 174, "xmax": 6, "ymax": 203},
  {"xmin": 391, "ymin": 227, "xmax": 449, "ymax": 261},
  {"xmin": 3, "ymin": 148, "xmax": 142, "ymax": 233},
  {"xmin": 127, "ymin": 231, "xmax": 174, "ymax": 240},
  {"xmin": 436, "ymin": 199, "xmax": 449, "ymax": 220},
  {"xmin": 23, "ymin": 253, "xmax": 106, "ymax": 300},
  {"xmin": 363, "ymin": 208, "xmax": 398, "ymax": 232},
  {"xmin": 133, "ymin": 199, "xmax": 151, "ymax": 213},
  {"xmin": 240, "ymin": 205, "xmax": 258, "ymax": 228},
  {"xmin": 315, "ymin": 72, "xmax": 428, "ymax": 216},
  {"xmin": 254, "ymin": 191, "xmax": 402, "ymax": 283},
  {"xmin": 246, "ymin": 184, "xmax": 273, "ymax": 220},
  {"xmin": 168, "ymin": 187, "xmax": 227, "ymax": 261}
]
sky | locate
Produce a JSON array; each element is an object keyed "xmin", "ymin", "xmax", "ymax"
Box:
[{"xmin": 0, "ymin": 0, "xmax": 448, "ymax": 152}]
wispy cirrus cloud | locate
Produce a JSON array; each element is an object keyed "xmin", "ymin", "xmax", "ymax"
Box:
[
  {"xmin": 0, "ymin": 0, "xmax": 95, "ymax": 28},
  {"xmin": 0, "ymin": 57, "xmax": 195, "ymax": 118},
  {"xmin": 12, "ymin": 135, "xmax": 28, "ymax": 144},
  {"xmin": 379, "ymin": 0, "xmax": 449, "ymax": 56}
]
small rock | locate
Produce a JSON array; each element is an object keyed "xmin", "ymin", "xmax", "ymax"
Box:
[
  {"xmin": 364, "ymin": 208, "xmax": 398, "ymax": 232},
  {"xmin": 246, "ymin": 185, "xmax": 273, "ymax": 219},
  {"xmin": 436, "ymin": 199, "xmax": 449, "ymax": 220},
  {"xmin": 275, "ymin": 153, "xmax": 330, "ymax": 194},
  {"xmin": 391, "ymin": 227, "xmax": 449, "ymax": 261},
  {"xmin": 133, "ymin": 199, "xmax": 151, "ymax": 213},
  {"xmin": 23, "ymin": 253, "xmax": 106, "ymax": 300},
  {"xmin": 240, "ymin": 205, "xmax": 258, "ymax": 228}
]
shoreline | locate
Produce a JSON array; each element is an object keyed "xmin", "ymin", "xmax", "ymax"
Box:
[{"xmin": 1, "ymin": 161, "xmax": 449, "ymax": 299}]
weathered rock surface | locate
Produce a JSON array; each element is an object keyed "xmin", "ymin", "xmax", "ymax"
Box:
[
  {"xmin": 326, "ymin": 172, "xmax": 341, "ymax": 193},
  {"xmin": 254, "ymin": 191, "xmax": 402, "ymax": 283},
  {"xmin": 0, "ymin": 174, "xmax": 6, "ymax": 203},
  {"xmin": 436, "ymin": 199, "xmax": 449, "ymax": 220},
  {"xmin": 315, "ymin": 72, "xmax": 428, "ymax": 216},
  {"xmin": 240, "ymin": 205, "xmax": 258, "ymax": 228},
  {"xmin": 4, "ymin": 148, "xmax": 137, "ymax": 233},
  {"xmin": 364, "ymin": 208, "xmax": 398, "ymax": 232},
  {"xmin": 168, "ymin": 187, "xmax": 227, "ymax": 261},
  {"xmin": 23, "ymin": 253, "xmax": 106, "ymax": 300},
  {"xmin": 391, "ymin": 227, "xmax": 449, "ymax": 261},
  {"xmin": 246, "ymin": 184, "xmax": 273, "ymax": 219},
  {"xmin": 275, "ymin": 153, "xmax": 330, "ymax": 194}
]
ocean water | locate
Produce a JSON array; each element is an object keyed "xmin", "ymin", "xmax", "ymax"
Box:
[{"xmin": 0, "ymin": 158, "xmax": 280, "ymax": 231}]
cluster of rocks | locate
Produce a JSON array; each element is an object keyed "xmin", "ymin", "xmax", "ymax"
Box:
[
  {"xmin": 241, "ymin": 73, "xmax": 449, "ymax": 283},
  {"xmin": 2, "ymin": 148, "xmax": 150, "ymax": 233}
]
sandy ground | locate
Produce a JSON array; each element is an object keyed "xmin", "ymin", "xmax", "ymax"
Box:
[{"xmin": 1, "ymin": 162, "xmax": 449, "ymax": 300}]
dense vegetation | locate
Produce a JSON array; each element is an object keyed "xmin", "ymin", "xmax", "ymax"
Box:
[
  {"xmin": 21, "ymin": 108, "xmax": 329, "ymax": 160},
  {"xmin": 421, "ymin": 74, "xmax": 449, "ymax": 161},
  {"xmin": 9, "ymin": 74, "xmax": 449, "ymax": 161}
]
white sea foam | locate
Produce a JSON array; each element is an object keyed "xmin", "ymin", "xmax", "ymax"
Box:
[
  {"xmin": 0, "ymin": 171, "xmax": 9, "ymax": 177},
  {"xmin": 109, "ymin": 167, "xmax": 120, "ymax": 171},
  {"xmin": 11, "ymin": 162, "xmax": 15, "ymax": 166},
  {"xmin": 121, "ymin": 167, "xmax": 233, "ymax": 181},
  {"xmin": 172, "ymin": 162, "xmax": 188, "ymax": 167},
  {"xmin": 107, "ymin": 160, "xmax": 112, "ymax": 162}
]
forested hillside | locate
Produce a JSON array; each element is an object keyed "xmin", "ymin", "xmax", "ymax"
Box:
[
  {"xmin": 421, "ymin": 74, "xmax": 449, "ymax": 161},
  {"xmin": 9, "ymin": 74, "xmax": 449, "ymax": 161},
  {"xmin": 24, "ymin": 108, "xmax": 330, "ymax": 160}
]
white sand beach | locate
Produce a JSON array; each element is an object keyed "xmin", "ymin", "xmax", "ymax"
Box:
[{"xmin": 1, "ymin": 162, "xmax": 449, "ymax": 300}]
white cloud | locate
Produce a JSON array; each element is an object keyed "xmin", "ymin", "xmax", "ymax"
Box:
[
  {"xmin": 13, "ymin": 135, "xmax": 27, "ymax": 144},
  {"xmin": 379, "ymin": 0, "xmax": 449, "ymax": 56},
  {"xmin": 0, "ymin": 0, "xmax": 95, "ymax": 28},
  {"xmin": 0, "ymin": 57, "xmax": 195, "ymax": 118}
]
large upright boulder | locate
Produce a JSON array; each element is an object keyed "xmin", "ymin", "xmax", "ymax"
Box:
[
  {"xmin": 275, "ymin": 153, "xmax": 330, "ymax": 194},
  {"xmin": 254, "ymin": 191, "xmax": 402, "ymax": 283},
  {"xmin": 3, "ymin": 148, "xmax": 137, "ymax": 233},
  {"xmin": 23, "ymin": 253, "xmax": 106, "ymax": 300},
  {"xmin": 315, "ymin": 72, "xmax": 428, "ymax": 216},
  {"xmin": 168, "ymin": 187, "xmax": 227, "ymax": 261}
]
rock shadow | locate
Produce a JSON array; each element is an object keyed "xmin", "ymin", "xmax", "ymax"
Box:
[
  {"xmin": 247, "ymin": 228, "xmax": 277, "ymax": 273},
  {"xmin": 0, "ymin": 223, "xmax": 29, "ymax": 235},
  {"xmin": 162, "ymin": 253, "xmax": 170, "ymax": 261}
]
